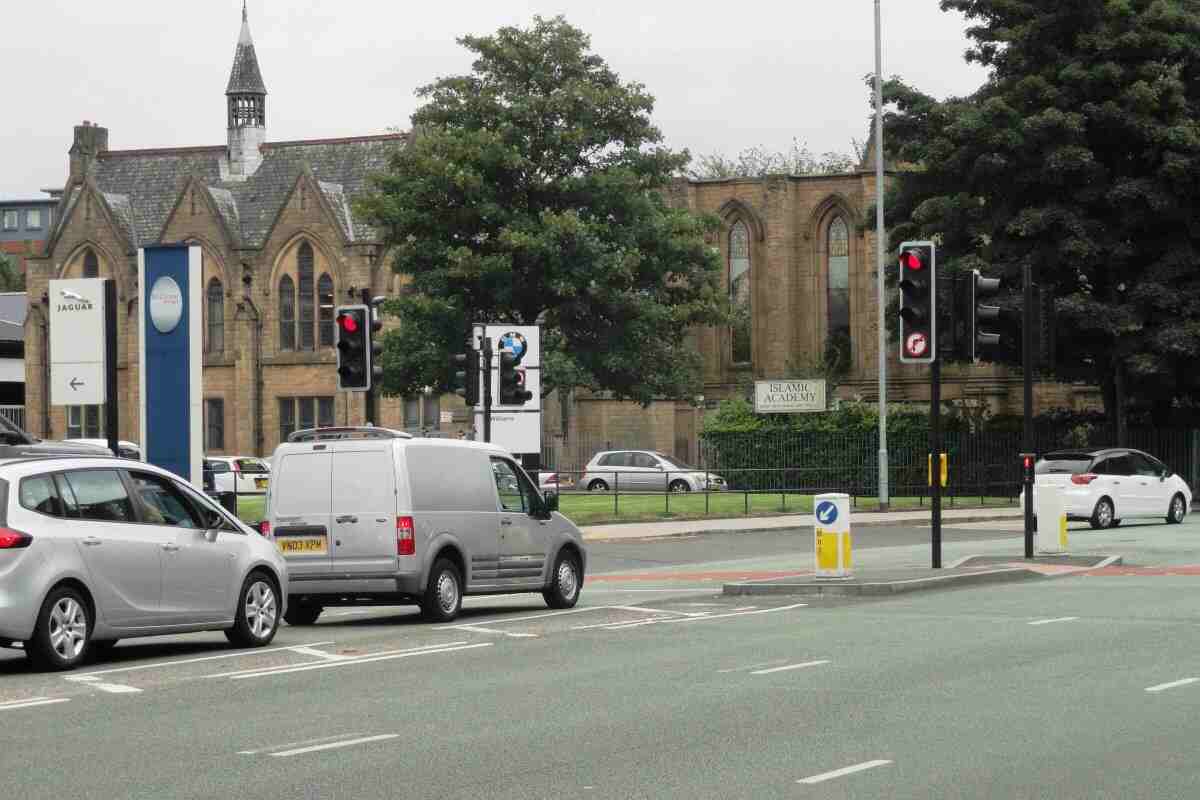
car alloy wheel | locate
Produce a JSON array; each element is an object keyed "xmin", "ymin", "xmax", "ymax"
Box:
[
  {"xmin": 244, "ymin": 580, "xmax": 278, "ymax": 640},
  {"xmin": 1092, "ymin": 498, "xmax": 1114, "ymax": 530},
  {"xmin": 49, "ymin": 596, "xmax": 88, "ymax": 662},
  {"xmin": 669, "ymin": 480, "xmax": 691, "ymax": 493},
  {"xmin": 1169, "ymin": 494, "xmax": 1187, "ymax": 524}
]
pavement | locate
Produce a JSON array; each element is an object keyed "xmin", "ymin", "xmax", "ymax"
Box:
[
  {"xmin": 4, "ymin": 512, "xmax": 1200, "ymax": 798},
  {"xmin": 580, "ymin": 504, "xmax": 1022, "ymax": 541}
]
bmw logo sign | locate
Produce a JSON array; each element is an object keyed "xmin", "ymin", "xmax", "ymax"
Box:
[{"xmin": 499, "ymin": 331, "xmax": 527, "ymax": 359}]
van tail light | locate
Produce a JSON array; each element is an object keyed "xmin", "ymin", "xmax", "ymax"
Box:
[
  {"xmin": 1071, "ymin": 473, "xmax": 1099, "ymax": 485},
  {"xmin": 233, "ymin": 461, "xmax": 241, "ymax": 473},
  {"xmin": 397, "ymin": 516, "xmax": 415, "ymax": 556},
  {"xmin": 258, "ymin": 520, "xmax": 272, "ymax": 538},
  {"xmin": 0, "ymin": 528, "xmax": 32, "ymax": 549}
]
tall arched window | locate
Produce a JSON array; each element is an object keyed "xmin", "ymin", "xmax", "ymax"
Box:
[
  {"xmin": 729, "ymin": 221, "xmax": 752, "ymax": 365},
  {"xmin": 83, "ymin": 249, "xmax": 99, "ymax": 278},
  {"xmin": 206, "ymin": 278, "xmax": 224, "ymax": 354},
  {"xmin": 827, "ymin": 216, "xmax": 851, "ymax": 373},
  {"xmin": 297, "ymin": 242, "xmax": 315, "ymax": 351},
  {"xmin": 279, "ymin": 275, "xmax": 296, "ymax": 351},
  {"xmin": 318, "ymin": 273, "xmax": 335, "ymax": 348}
]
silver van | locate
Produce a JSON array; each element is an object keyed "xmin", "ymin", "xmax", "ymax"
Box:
[{"xmin": 266, "ymin": 427, "xmax": 586, "ymax": 624}]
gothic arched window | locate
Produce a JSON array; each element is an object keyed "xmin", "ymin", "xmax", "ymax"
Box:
[
  {"xmin": 278, "ymin": 275, "xmax": 296, "ymax": 351},
  {"xmin": 826, "ymin": 216, "xmax": 851, "ymax": 373},
  {"xmin": 206, "ymin": 278, "xmax": 224, "ymax": 355},
  {"xmin": 729, "ymin": 221, "xmax": 752, "ymax": 365},
  {"xmin": 318, "ymin": 273, "xmax": 335, "ymax": 348},
  {"xmin": 83, "ymin": 249, "xmax": 99, "ymax": 278},
  {"xmin": 297, "ymin": 242, "xmax": 315, "ymax": 351}
]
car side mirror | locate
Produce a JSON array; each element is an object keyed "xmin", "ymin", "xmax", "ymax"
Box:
[
  {"xmin": 542, "ymin": 490, "xmax": 559, "ymax": 513},
  {"xmin": 203, "ymin": 528, "xmax": 219, "ymax": 543}
]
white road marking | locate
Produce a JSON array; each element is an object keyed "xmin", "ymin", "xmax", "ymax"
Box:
[
  {"xmin": 287, "ymin": 645, "xmax": 347, "ymax": 661},
  {"xmin": 435, "ymin": 606, "xmax": 608, "ymax": 629},
  {"xmin": 213, "ymin": 642, "xmax": 493, "ymax": 680},
  {"xmin": 661, "ymin": 603, "xmax": 808, "ymax": 623},
  {"xmin": 238, "ymin": 733, "xmax": 365, "ymax": 755},
  {"xmin": 608, "ymin": 605, "xmax": 711, "ymax": 618},
  {"xmin": 1028, "ymin": 617, "xmax": 1079, "ymax": 626},
  {"xmin": 570, "ymin": 617, "xmax": 669, "ymax": 632},
  {"xmin": 65, "ymin": 675, "xmax": 142, "ymax": 694},
  {"xmin": 208, "ymin": 641, "xmax": 471, "ymax": 679},
  {"xmin": 270, "ymin": 734, "xmax": 399, "ymax": 757},
  {"xmin": 797, "ymin": 760, "xmax": 893, "ymax": 785},
  {"xmin": 717, "ymin": 660, "xmax": 788, "ymax": 674},
  {"xmin": 679, "ymin": 602, "xmax": 725, "ymax": 607},
  {"xmin": 751, "ymin": 660, "xmax": 830, "ymax": 675},
  {"xmin": 1145, "ymin": 678, "xmax": 1200, "ymax": 693},
  {"xmin": 69, "ymin": 641, "xmax": 335, "ymax": 677},
  {"xmin": 453, "ymin": 625, "xmax": 539, "ymax": 638},
  {"xmin": 580, "ymin": 588, "xmax": 717, "ymax": 594},
  {"xmin": 0, "ymin": 697, "xmax": 71, "ymax": 711},
  {"xmin": 730, "ymin": 606, "xmax": 757, "ymax": 612}
]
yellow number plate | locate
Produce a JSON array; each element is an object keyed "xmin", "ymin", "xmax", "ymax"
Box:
[
  {"xmin": 277, "ymin": 536, "xmax": 327, "ymax": 555},
  {"xmin": 255, "ymin": 478, "xmax": 268, "ymax": 489}
]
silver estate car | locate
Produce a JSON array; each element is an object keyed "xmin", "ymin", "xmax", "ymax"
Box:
[
  {"xmin": 580, "ymin": 450, "xmax": 728, "ymax": 493},
  {"xmin": 0, "ymin": 456, "xmax": 288, "ymax": 670}
]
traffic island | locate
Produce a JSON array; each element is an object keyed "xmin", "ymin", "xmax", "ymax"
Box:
[{"xmin": 721, "ymin": 554, "xmax": 1122, "ymax": 597}]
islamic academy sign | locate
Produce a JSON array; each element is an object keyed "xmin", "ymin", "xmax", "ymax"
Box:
[{"xmin": 754, "ymin": 379, "xmax": 827, "ymax": 414}]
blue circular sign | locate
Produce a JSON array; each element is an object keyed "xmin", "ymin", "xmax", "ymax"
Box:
[{"xmin": 815, "ymin": 501, "xmax": 839, "ymax": 526}]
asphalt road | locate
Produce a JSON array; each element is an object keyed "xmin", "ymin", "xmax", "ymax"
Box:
[{"xmin": 4, "ymin": 517, "xmax": 1200, "ymax": 798}]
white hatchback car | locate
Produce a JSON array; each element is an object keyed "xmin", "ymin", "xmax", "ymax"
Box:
[
  {"xmin": 205, "ymin": 456, "xmax": 271, "ymax": 495},
  {"xmin": 1023, "ymin": 448, "xmax": 1191, "ymax": 529},
  {"xmin": 0, "ymin": 455, "xmax": 287, "ymax": 670}
]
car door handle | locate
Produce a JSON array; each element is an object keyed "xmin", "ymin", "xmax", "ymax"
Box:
[
  {"xmin": 335, "ymin": 515, "xmax": 358, "ymax": 524},
  {"xmin": 500, "ymin": 519, "xmax": 513, "ymax": 527},
  {"xmin": 162, "ymin": 543, "xmax": 180, "ymax": 552},
  {"xmin": 82, "ymin": 536, "xmax": 102, "ymax": 546}
]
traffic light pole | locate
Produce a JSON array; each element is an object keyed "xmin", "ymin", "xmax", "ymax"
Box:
[
  {"xmin": 360, "ymin": 288, "xmax": 376, "ymax": 426},
  {"xmin": 481, "ymin": 337, "xmax": 493, "ymax": 444},
  {"xmin": 930, "ymin": 355, "xmax": 942, "ymax": 569},
  {"xmin": 1023, "ymin": 264, "xmax": 1035, "ymax": 559}
]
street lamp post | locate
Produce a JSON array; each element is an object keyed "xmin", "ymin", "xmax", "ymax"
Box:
[{"xmin": 874, "ymin": 0, "xmax": 889, "ymax": 510}]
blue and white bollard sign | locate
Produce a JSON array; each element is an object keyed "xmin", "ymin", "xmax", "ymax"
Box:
[
  {"xmin": 814, "ymin": 493, "xmax": 852, "ymax": 579},
  {"xmin": 138, "ymin": 244, "xmax": 202, "ymax": 485}
]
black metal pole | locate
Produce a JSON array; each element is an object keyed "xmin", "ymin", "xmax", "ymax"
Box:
[
  {"xmin": 103, "ymin": 279, "xmax": 119, "ymax": 459},
  {"xmin": 931, "ymin": 355, "xmax": 942, "ymax": 568},
  {"xmin": 1023, "ymin": 264, "xmax": 1035, "ymax": 559},
  {"xmin": 482, "ymin": 337, "xmax": 493, "ymax": 444}
]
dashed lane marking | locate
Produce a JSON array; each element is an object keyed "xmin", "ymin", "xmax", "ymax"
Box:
[
  {"xmin": 1145, "ymin": 678, "xmax": 1200, "ymax": 694},
  {"xmin": 270, "ymin": 734, "xmax": 399, "ymax": 758},
  {"xmin": 64, "ymin": 675, "xmax": 142, "ymax": 693},
  {"xmin": 0, "ymin": 697, "xmax": 71, "ymax": 712},
  {"xmin": 797, "ymin": 760, "xmax": 893, "ymax": 785},
  {"xmin": 67, "ymin": 641, "xmax": 336, "ymax": 678},
  {"xmin": 1028, "ymin": 617, "xmax": 1079, "ymax": 626},
  {"xmin": 751, "ymin": 660, "xmax": 830, "ymax": 675},
  {"xmin": 452, "ymin": 625, "xmax": 539, "ymax": 639}
]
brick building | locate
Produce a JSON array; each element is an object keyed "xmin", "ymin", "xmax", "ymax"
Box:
[
  {"xmin": 23, "ymin": 7, "xmax": 449, "ymax": 454},
  {"xmin": 1, "ymin": 194, "xmax": 58, "ymax": 277}
]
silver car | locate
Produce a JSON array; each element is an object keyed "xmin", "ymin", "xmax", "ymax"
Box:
[
  {"xmin": 580, "ymin": 450, "xmax": 728, "ymax": 493},
  {"xmin": 0, "ymin": 455, "xmax": 287, "ymax": 670}
]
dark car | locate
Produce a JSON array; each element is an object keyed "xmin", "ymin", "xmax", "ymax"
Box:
[{"xmin": 0, "ymin": 415, "xmax": 111, "ymax": 457}]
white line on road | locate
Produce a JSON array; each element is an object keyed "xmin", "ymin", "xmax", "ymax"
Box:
[
  {"xmin": 608, "ymin": 605, "xmax": 711, "ymax": 618},
  {"xmin": 0, "ymin": 697, "xmax": 71, "ymax": 712},
  {"xmin": 662, "ymin": 603, "xmax": 808, "ymax": 624},
  {"xmin": 1145, "ymin": 678, "xmax": 1200, "ymax": 694},
  {"xmin": 239, "ymin": 733, "xmax": 366, "ymax": 755},
  {"xmin": 208, "ymin": 642, "xmax": 471, "ymax": 679},
  {"xmin": 717, "ymin": 660, "xmax": 788, "ymax": 674},
  {"xmin": 215, "ymin": 642, "xmax": 494, "ymax": 680},
  {"xmin": 64, "ymin": 675, "xmax": 142, "ymax": 694},
  {"xmin": 434, "ymin": 606, "xmax": 605, "ymax": 629},
  {"xmin": 68, "ymin": 641, "xmax": 336, "ymax": 677},
  {"xmin": 1028, "ymin": 617, "xmax": 1079, "ymax": 626},
  {"xmin": 287, "ymin": 646, "xmax": 347, "ymax": 661},
  {"xmin": 797, "ymin": 760, "xmax": 893, "ymax": 785},
  {"xmin": 751, "ymin": 660, "xmax": 830, "ymax": 675},
  {"xmin": 570, "ymin": 617, "xmax": 669, "ymax": 632},
  {"xmin": 270, "ymin": 734, "xmax": 399, "ymax": 758},
  {"xmin": 453, "ymin": 625, "xmax": 539, "ymax": 638}
]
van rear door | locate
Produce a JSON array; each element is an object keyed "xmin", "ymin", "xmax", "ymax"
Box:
[
  {"xmin": 330, "ymin": 445, "xmax": 397, "ymax": 576},
  {"xmin": 271, "ymin": 450, "xmax": 332, "ymax": 576}
]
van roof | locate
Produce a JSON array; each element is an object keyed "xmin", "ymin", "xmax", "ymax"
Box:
[{"xmin": 273, "ymin": 433, "xmax": 511, "ymax": 457}]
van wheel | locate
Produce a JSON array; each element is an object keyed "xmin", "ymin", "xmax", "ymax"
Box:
[
  {"xmin": 27, "ymin": 586, "xmax": 91, "ymax": 671},
  {"xmin": 588, "ymin": 479, "xmax": 609, "ymax": 492},
  {"xmin": 283, "ymin": 604, "xmax": 323, "ymax": 626},
  {"xmin": 1090, "ymin": 497, "xmax": 1115, "ymax": 530},
  {"xmin": 421, "ymin": 559, "xmax": 463, "ymax": 623},
  {"xmin": 1168, "ymin": 493, "xmax": 1187, "ymax": 524},
  {"xmin": 225, "ymin": 571, "xmax": 280, "ymax": 647},
  {"xmin": 543, "ymin": 550, "xmax": 582, "ymax": 609}
]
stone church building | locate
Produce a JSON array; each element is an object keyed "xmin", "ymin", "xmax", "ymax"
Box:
[{"xmin": 24, "ymin": 8, "xmax": 1093, "ymax": 462}]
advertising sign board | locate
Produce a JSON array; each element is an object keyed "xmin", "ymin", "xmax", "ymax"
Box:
[
  {"xmin": 49, "ymin": 279, "xmax": 107, "ymax": 406},
  {"xmin": 754, "ymin": 379, "xmax": 826, "ymax": 414}
]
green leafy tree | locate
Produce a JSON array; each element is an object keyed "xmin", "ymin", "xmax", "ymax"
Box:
[
  {"xmin": 358, "ymin": 16, "xmax": 727, "ymax": 406},
  {"xmin": 878, "ymin": 0, "xmax": 1200, "ymax": 436},
  {"xmin": 0, "ymin": 255, "xmax": 24, "ymax": 293}
]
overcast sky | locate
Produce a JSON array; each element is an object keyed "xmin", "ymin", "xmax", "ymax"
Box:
[{"xmin": 1, "ymin": 0, "xmax": 987, "ymax": 199}]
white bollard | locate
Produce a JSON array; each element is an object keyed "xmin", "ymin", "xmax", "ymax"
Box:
[
  {"xmin": 1036, "ymin": 483, "xmax": 1068, "ymax": 554},
  {"xmin": 814, "ymin": 493, "xmax": 852, "ymax": 579}
]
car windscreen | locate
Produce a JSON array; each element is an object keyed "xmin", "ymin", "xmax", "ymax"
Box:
[{"xmin": 1036, "ymin": 453, "xmax": 1093, "ymax": 475}]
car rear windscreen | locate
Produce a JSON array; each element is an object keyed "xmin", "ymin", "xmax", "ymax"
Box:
[{"xmin": 1036, "ymin": 454, "xmax": 1092, "ymax": 475}]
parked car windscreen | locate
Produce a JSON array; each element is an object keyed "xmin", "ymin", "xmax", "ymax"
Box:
[{"xmin": 1036, "ymin": 453, "xmax": 1093, "ymax": 475}]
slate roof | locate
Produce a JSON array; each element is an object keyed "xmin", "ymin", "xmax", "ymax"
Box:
[
  {"xmin": 226, "ymin": 11, "xmax": 266, "ymax": 95},
  {"xmin": 61, "ymin": 134, "xmax": 406, "ymax": 250}
]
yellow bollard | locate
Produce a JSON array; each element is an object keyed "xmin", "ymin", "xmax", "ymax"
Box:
[{"xmin": 814, "ymin": 493, "xmax": 852, "ymax": 579}]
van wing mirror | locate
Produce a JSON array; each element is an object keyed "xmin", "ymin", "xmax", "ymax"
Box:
[{"xmin": 542, "ymin": 490, "xmax": 559, "ymax": 513}]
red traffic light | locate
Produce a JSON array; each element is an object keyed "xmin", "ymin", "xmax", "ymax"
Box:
[
  {"xmin": 338, "ymin": 313, "xmax": 359, "ymax": 334},
  {"xmin": 899, "ymin": 250, "xmax": 925, "ymax": 271}
]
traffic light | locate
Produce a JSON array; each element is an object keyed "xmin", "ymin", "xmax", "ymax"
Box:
[
  {"xmin": 367, "ymin": 299, "xmax": 384, "ymax": 388},
  {"xmin": 966, "ymin": 270, "xmax": 1002, "ymax": 362},
  {"xmin": 898, "ymin": 241, "xmax": 935, "ymax": 363},
  {"xmin": 335, "ymin": 305, "xmax": 369, "ymax": 391},
  {"xmin": 498, "ymin": 351, "xmax": 533, "ymax": 406},
  {"xmin": 450, "ymin": 340, "xmax": 480, "ymax": 407}
]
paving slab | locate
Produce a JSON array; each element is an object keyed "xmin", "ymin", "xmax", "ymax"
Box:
[{"xmin": 721, "ymin": 553, "xmax": 1122, "ymax": 597}]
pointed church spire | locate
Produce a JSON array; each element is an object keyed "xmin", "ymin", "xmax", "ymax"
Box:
[
  {"xmin": 227, "ymin": 2, "xmax": 267, "ymax": 96},
  {"xmin": 226, "ymin": 3, "xmax": 267, "ymax": 179}
]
